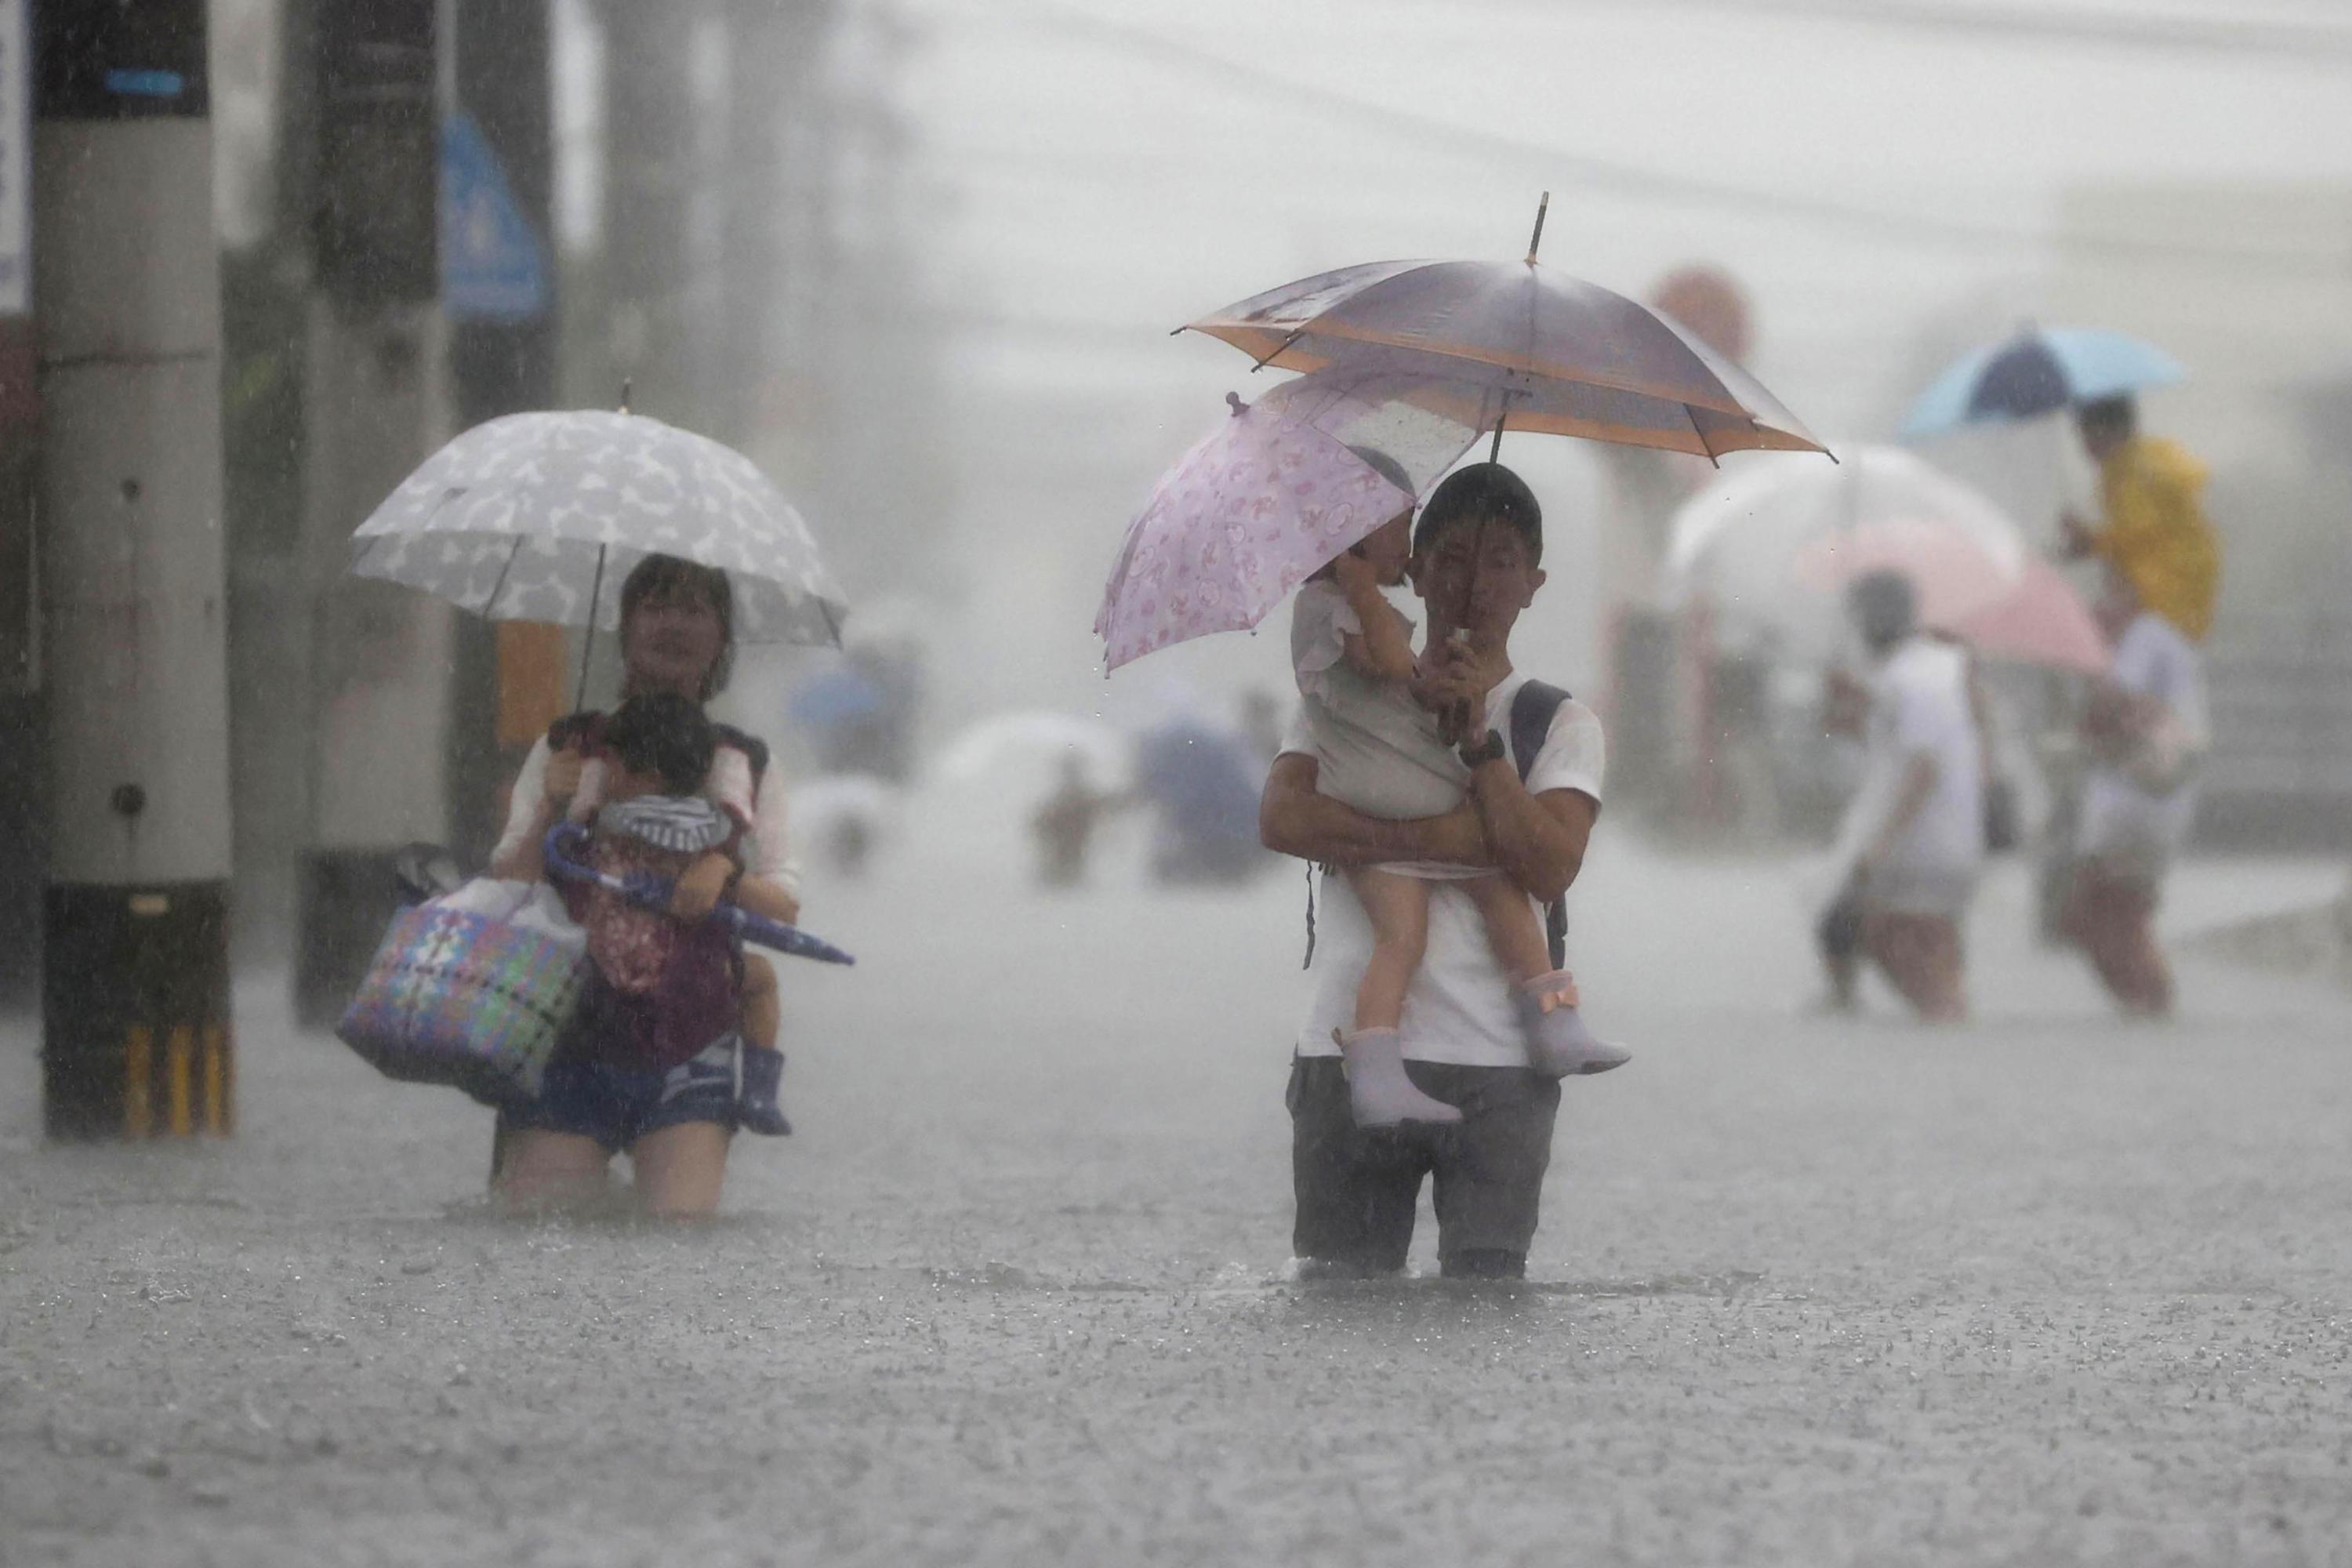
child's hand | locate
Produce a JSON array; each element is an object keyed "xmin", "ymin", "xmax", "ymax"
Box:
[
  {"xmin": 670, "ymin": 855, "xmax": 733, "ymax": 920},
  {"xmin": 1330, "ymin": 548, "xmax": 1381, "ymax": 601}
]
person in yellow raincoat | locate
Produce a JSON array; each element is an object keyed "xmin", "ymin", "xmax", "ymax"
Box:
[{"xmin": 2061, "ymin": 395, "xmax": 2220, "ymax": 643}]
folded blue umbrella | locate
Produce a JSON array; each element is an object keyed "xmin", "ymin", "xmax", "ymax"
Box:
[{"xmin": 1902, "ymin": 327, "xmax": 2185, "ymax": 438}]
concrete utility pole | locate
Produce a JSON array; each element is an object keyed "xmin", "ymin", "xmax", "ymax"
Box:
[
  {"xmin": 285, "ymin": 0, "xmax": 449, "ymax": 1027},
  {"xmin": 601, "ymin": 0, "xmax": 706, "ymax": 430},
  {"xmin": 1, "ymin": 0, "xmax": 42, "ymax": 1010},
  {"xmin": 31, "ymin": 1, "xmax": 236, "ymax": 1138},
  {"xmin": 447, "ymin": 0, "xmax": 561, "ymax": 864}
]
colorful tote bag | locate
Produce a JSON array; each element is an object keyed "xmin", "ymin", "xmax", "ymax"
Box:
[{"xmin": 336, "ymin": 882, "xmax": 586, "ymax": 1105}]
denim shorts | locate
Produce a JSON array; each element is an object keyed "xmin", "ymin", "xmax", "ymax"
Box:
[{"xmin": 504, "ymin": 1035, "xmax": 744, "ymax": 1152}]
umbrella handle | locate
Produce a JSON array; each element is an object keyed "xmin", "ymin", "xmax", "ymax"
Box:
[{"xmin": 541, "ymin": 824, "xmax": 857, "ymax": 966}]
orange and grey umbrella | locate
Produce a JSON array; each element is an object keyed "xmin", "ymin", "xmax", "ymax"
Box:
[{"xmin": 1183, "ymin": 197, "xmax": 1825, "ymax": 463}]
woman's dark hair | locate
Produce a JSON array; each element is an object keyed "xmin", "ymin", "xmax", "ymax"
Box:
[
  {"xmin": 1414, "ymin": 463, "xmax": 1542, "ymax": 562},
  {"xmin": 604, "ymin": 690, "xmax": 716, "ymax": 796},
  {"xmin": 618, "ymin": 554, "xmax": 735, "ymax": 700}
]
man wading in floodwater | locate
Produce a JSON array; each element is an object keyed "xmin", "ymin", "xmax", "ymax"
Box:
[{"xmin": 1259, "ymin": 465, "xmax": 1610, "ymax": 1280}]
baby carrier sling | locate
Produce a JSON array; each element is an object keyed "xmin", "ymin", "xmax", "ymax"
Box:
[{"xmin": 1304, "ymin": 680, "xmax": 1573, "ymax": 970}]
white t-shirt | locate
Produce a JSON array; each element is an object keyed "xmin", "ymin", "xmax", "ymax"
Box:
[
  {"xmin": 2078, "ymin": 612, "xmax": 2205, "ymax": 869},
  {"xmin": 1281, "ymin": 672, "xmax": 1607, "ymax": 1068},
  {"xmin": 1289, "ymin": 579, "xmax": 1463, "ymax": 824},
  {"xmin": 1836, "ymin": 637, "xmax": 1984, "ymax": 915}
]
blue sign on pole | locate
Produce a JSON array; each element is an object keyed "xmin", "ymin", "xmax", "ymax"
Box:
[{"xmin": 440, "ymin": 112, "xmax": 548, "ymax": 323}]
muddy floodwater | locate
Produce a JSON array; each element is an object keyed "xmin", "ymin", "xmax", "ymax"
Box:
[{"xmin": 5, "ymin": 809, "xmax": 2350, "ymax": 1566}]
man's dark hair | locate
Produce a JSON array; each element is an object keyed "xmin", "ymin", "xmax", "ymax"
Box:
[
  {"xmin": 2076, "ymin": 394, "xmax": 2137, "ymax": 445},
  {"xmin": 1413, "ymin": 462, "xmax": 1542, "ymax": 562},
  {"xmin": 604, "ymin": 690, "xmax": 716, "ymax": 796},
  {"xmin": 619, "ymin": 553, "xmax": 735, "ymax": 699},
  {"xmin": 1847, "ymin": 569, "xmax": 1918, "ymax": 653}
]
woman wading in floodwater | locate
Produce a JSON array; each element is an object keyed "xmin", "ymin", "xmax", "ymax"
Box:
[{"xmin": 486, "ymin": 554, "xmax": 802, "ymax": 1219}]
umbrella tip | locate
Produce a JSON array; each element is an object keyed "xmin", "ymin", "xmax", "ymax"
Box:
[
  {"xmin": 618, "ymin": 377, "xmax": 632, "ymax": 416},
  {"xmin": 1225, "ymin": 390, "xmax": 1248, "ymax": 416},
  {"xmin": 1525, "ymin": 191, "xmax": 1552, "ymax": 266}
]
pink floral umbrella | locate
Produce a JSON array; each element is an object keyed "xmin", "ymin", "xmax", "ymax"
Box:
[{"xmin": 1095, "ymin": 371, "xmax": 1479, "ymax": 672}]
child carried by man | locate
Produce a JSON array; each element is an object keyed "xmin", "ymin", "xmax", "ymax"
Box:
[{"xmin": 1290, "ymin": 466, "xmax": 1628, "ymax": 1129}]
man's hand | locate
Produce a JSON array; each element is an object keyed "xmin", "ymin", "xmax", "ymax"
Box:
[
  {"xmin": 1417, "ymin": 635, "xmax": 1509, "ymax": 746},
  {"xmin": 543, "ymin": 745, "xmax": 586, "ymax": 806},
  {"xmin": 670, "ymin": 853, "xmax": 733, "ymax": 921}
]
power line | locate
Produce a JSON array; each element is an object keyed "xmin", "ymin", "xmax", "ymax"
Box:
[
  {"xmin": 985, "ymin": 3, "xmax": 2351, "ymax": 275},
  {"xmin": 1421, "ymin": 0, "xmax": 2352, "ymax": 63}
]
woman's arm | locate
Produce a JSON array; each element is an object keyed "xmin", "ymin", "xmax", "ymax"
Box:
[
  {"xmin": 744, "ymin": 752, "xmax": 804, "ymax": 903},
  {"xmin": 1258, "ymin": 752, "xmax": 1491, "ymax": 869},
  {"xmin": 729, "ymin": 873, "xmax": 800, "ymax": 927},
  {"xmin": 488, "ymin": 737, "xmax": 570, "ymax": 881}
]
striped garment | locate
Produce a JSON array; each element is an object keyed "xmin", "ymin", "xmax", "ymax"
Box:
[{"xmin": 597, "ymin": 795, "xmax": 734, "ymax": 855}]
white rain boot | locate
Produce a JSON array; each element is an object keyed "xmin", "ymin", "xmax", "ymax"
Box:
[
  {"xmin": 1516, "ymin": 972, "xmax": 1632, "ymax": 1078},
  {"xmin": 1338, "ymin": 1027, "xmax": 1462, "ymax": 1127}
]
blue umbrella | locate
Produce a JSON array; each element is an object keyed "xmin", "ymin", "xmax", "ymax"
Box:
[
  {"xmin": 1902, "ymin": 327, "xmax": 2185, "ymax": 438},
  {"xmin": 786, "ymin": 665, "xmax": 885, "ymax": 729}
]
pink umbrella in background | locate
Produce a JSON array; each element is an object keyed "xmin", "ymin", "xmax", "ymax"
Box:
[
  {"xmin": 1949, "ymin": 556, "xmax": 2110, "ymax": 673},
  {"xmin": 1094, "ymin": 371, "xmax": 1481, "ymax": 672},
  {"xmin": 1794, "ymin": 514, "xmax": 2023, "ymax": 629},
  {"xmin": 1797, "ymin": 518, "xmax": 2108, "ymax": 673}
]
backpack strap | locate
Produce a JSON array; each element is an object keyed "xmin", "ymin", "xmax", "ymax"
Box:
[{"xmin": 1508, "ymin": 680, "xmax": 1573, "ymax": 971}]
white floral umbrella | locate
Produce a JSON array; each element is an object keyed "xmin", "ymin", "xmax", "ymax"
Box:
[{"xmin": 349, "ymin": 409, "xmax": 849, "ymax": 649}]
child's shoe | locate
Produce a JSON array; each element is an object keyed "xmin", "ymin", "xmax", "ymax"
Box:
[
  {"xmin": 1338, "ymin": 1027, "xmax": 1462, "ymax": 1127},
  {"xmin": 737, "ymin": 1044, "xmax": 792, "ymax": 1136},
  {"xmin": 1515, "ymin": 971, "xmax": 1631, "ymax": 1078}
]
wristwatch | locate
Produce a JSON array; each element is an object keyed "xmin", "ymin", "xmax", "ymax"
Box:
[{"xmin": 1457, "ymin": 728, "xmax": 1507, "ymax": 769}]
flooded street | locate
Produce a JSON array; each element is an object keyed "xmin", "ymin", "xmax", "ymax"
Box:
[{"xmin": 5, "ymin": 807, "xmax": 2349, "ymax": 1566}]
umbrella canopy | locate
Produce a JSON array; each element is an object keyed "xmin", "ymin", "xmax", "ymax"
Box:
[
  {"xmin": 1665, "ymin": 445, "xmax": 2026, "ymax": 659},
  {"xmin": 1901, "ymin": 326, "xmax": 2185, "ymax": 437},
  {"xmin": 350, "ymin": 409, "xmax": 848, "ymax": 645},
  {"xmin": 936, "ymin": 710, "xmax": 1134, "ymax": 794},
  {"xmin": 1793, "ymin": 517, "xmax": 2025, "ymax": 634},
  {"xmin": 1185, "ymin": 256, "xmax": 1824, "ymax": 461},
  {"xmin": 1094, "ymin": 370, "xmax": 1484, "ymax": 673},
  {"xmin": 1947, "ymin": 557, "xmax": 2109, "ymax": 674}
]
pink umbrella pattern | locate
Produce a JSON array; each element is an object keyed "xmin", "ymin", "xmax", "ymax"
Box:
[{"xmin": 1095, "ymin": 372, "xmax": 1479, "ymax": 673}]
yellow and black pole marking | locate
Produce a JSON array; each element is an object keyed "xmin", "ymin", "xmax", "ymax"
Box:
[
  {"xmin": 33, "ymin": 5, "xmax": 238, "ymax": 1141},
  {"xmin": 43, "ymin": 884, "xmax": 234, "ymax": 1141}
]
